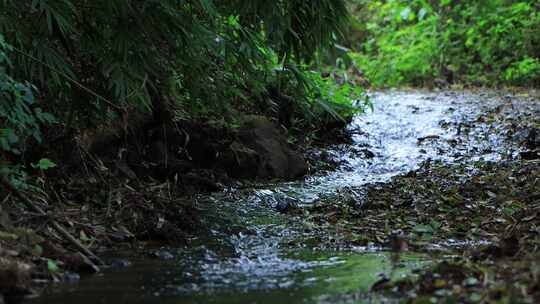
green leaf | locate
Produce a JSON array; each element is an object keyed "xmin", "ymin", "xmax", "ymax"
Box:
[
  {"xmin": 33, "ymin": 244, "xmax": 43, "ymax": 257},
  {"xmin": 6, "ymin": 130, "xmax": 19, "ymax": 144},
  {"xmin": 79, "ymin": 230, "xmax": 91, "ymax": 242},
  {"xmin": 414, "ymin": 224, "xmax": 434, "ymax": 234},
  {"xmin": 441, "ymin": 0, "xmax": 451, "ymax": 6},
  {"xmin": 35, "ymin": 158, "xmax": 57, "ymax": 170},
  {"xmin": 47, "ymin": 259, "xmax": 60, "ymax": 273}
]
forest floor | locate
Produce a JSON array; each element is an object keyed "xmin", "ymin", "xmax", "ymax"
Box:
[
  {"xmin": 303, "ymin": 89, "xmax": 540, "ymax": 303},
  {"xmin": 308, "ymin": 159, "xmax": 540, "ymax": 303}
]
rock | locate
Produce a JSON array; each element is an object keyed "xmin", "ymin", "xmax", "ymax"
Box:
[
  {"xmin": 512, "ymin": 128, "xmax": 530, "ymax": 143},
  {"xmin": 520, "ymin": 150, "xmax": 539, "ymax": 160},
  {"xmin": 149, "ymin": 250, "xmax": 174, "ymax": 261},
  {"xmin": 417, "ymin": 135, "xmax": 440, "ymax": 143},
  {"xmin": 275, "ymin": 200, "xmax": 292, "ymax": 213},
  {"xmin": 361, "ymin": 149, "xmax": 375, "ymax": 159},
  {"xmin": 63, "ymin": 253, "xmax": 100, "ymax": 273},
  {"xmin": 370, "ymin": 277, "xmax": 392, "ymax": 292},
  {"xmin": 0, "ymin": 293, "xmax": 4, "ymax": 304},
  {"xmin": 227, "ymin": 116, "xmax": 308, "ymax": 179},
  {"xmin": 525, "ymin": 128, "xmax": 539, "ymax": 150},
  {"xmin": 475, "ymin": 236, "xmax": 520, "ymax": 259},
  {"xmin": 183, "ymin": 172, "xmax": 222, "ymax": 192},
  {"xmin": 62, "ymin": 272, "xmax": 81, "ymax": 283},
  {"xmin": 222, "ymin": 142, "xmax": 260, "ymax": 179},
  {"xmin": 286, "ymin": 150, "xmax": 309, "ymax": 179},
  {"xmin": 109, "ymin": 259, "xmax": 131, "ymax": 269}
]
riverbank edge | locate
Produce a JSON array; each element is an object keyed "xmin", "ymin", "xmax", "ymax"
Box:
[{"xmin": 0, "ymin": 110, "xmax": 354, "ymax": 302}]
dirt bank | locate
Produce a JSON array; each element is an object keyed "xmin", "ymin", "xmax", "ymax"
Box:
[{"xmin": 0, "ymin": 111, "xmax": 349, "ymax": 302}]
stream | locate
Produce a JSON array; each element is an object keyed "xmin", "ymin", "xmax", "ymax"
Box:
[{"xmin": 27, "ymin": 90, "xmax": 539, "ymax": 304}]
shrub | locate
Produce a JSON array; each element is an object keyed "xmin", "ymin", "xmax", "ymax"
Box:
[
  {"xmin": 348, "ymin": 0, "xmax": 540, "ymax": 87},
  {"xmin": 0, "ymin": 35, "xmax": 55, "ymax": 187}
]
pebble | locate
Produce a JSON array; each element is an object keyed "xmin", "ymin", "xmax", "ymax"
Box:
[
  {"xmin": 275, "ymin": 201, "xmax": 291, "ymax": 213},
  {"xmin": 63, "ymin": 272, "xmax": 81, "ymax": 283},
  {"xmin": 109, "ymin": 259, "xmax": 132, "ymax": 269},
  {"xmin": 361, "ymin": 149, "xmax": 375, "ymax": 158},
  {"xmin": 149, "ymin": 250, "xmax": 175, "ymax": 260}
]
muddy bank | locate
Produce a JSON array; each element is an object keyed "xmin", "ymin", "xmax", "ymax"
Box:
[{"xmin": 0, "ymin": 109, "xmax": 348, "ymax": 301}]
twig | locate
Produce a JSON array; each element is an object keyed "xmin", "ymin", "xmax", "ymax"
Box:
[{"xmin": 1, "ymin": 175, "xmax": 104, "ymax": 268}]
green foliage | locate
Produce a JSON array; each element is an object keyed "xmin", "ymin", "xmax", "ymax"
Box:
[
  {"xmin": 303, "ymin": 69, "xmax": 370, "ymax": 122},
  {"xmin": 504, "ymin": 57, "xmax": 540, "ymax": 84},
  {"xmin": 265, "ymin": 60, "xmax": 369, "ymax": 133},
  {"xmin": 47, "ymin": 259, "xmax": 60, "ymax": 273},
  {"xmin": 348, "ymin": 0, "xmax": 540, "ymax": 87},
  {"xmin": 32, "ymin": 158, "xmax": 57, "ymax": 171},
  {"xmin": 0, "ymin": 0, "xmax": 352, "ymax": 127},
  {"xmin": 349, "ymin": 1, "xmax": 440, "ymax": 86},
  {"xmin": 0, "ymin": 35, "xmax": 55, "ymax": 188},
  {"xmin": 0, "ymin": 35, "xmax": 55, "ymax": 155},
  {"xmin": 0, "ymin": 1, "xmax": 364, "ymax": 192}
]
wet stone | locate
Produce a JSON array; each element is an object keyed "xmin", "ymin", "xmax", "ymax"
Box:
[
  {"xmin": 109, "ymin": 259, "xmax": 132, "ymax": 269},
  {"xmin": 275, "ymin": 200, "xmax": 291, "ymax": 213},
  {"xmin": 62, "ymin": 272, "xmax": 81, "ymax": 283},
  {"xmin": 513, "ymin": 127, "xmax": 540, "ymax": 149},
  {"xmin": 361, "ymin": 149, "xmax": 376, "ymax": 159},
  {"xmin": 149, "ymin": 250, "xmax": 175, "ymax": 261},
  {"xmin": 520, "ymin": 150, "xmax": 539, "ymax": 160}
]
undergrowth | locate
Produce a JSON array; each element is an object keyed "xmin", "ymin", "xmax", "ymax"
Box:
[
  {"xmin": 0, "ymin": 1, "xmax": 367, "ymax": 189},
  {"xmin": 347, "ymin": 0, "xmax": 540, "ymax": 87}
]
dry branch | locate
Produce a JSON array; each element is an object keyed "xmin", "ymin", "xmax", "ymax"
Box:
[{"xmin": 1, "ymin": 176, "xmax": 104, "ymax": 268}]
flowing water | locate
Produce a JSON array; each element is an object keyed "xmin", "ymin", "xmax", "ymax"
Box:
[{"xmin": 27, "ymin": 90, "xmax": 539, "ymax": 304}]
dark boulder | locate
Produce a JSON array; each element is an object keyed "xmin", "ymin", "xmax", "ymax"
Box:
[
  {"xmin": 221, "ymin": 142, "xmax": 260, "ymax": 179},
  {"xmin": 224, "ymin": 116, "xmax": 308, "ymax": 179}
]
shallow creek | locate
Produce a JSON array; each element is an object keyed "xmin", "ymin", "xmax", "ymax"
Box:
[{"xmin": 27, "ymin": 90, "xmax": 538, "ymax": 304}]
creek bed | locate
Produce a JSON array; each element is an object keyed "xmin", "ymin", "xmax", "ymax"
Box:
[{"xmin": 27, "ymin": 90, "xmax": 540, "ymax": 304}]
